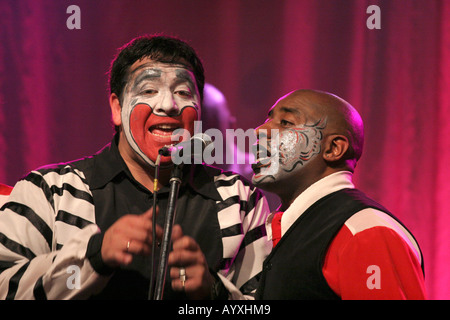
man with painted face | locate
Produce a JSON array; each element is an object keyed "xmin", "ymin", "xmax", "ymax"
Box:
[
  {"xmin": 253, "ymin": 89, "xmax": 426, "ymax": 299},
  {"xmin": 0, "ymin": 35, "xmax": 271, "ymax": 300}
]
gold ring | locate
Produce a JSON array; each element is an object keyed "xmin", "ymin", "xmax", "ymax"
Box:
[{"xmin": 126, "ymin": 240, "xmax": 131, "ymax": 252}]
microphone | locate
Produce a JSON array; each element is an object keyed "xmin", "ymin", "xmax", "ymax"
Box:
[
  {"xmin": 158, "ymin": 133, "xmax": 212, "ymax": 163},
  {"xmin": 152, "ymin": 133, "xmax": 212, "ymax": 299}
]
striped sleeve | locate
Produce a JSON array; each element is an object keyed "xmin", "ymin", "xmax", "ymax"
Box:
[
  {"xmin": 213, "ymin": 172, "xmax": 272, "ymax": 299},
  {"xmin": 0, "ymin": 164, "xmax": 109, "ymax": 299}
]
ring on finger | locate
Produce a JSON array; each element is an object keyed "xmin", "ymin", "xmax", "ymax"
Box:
[
  {"xmin": 126, "ymin": 240, "xmax": 131, "ymax": 252},
  {"xmin": 179, "ymin": 267, "xmax": 186, "ymax": 289}
]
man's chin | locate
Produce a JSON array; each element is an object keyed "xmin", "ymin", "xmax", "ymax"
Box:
[{"xmin": 158, "ymin": 156, "xmax": 175, "ymax": 167}]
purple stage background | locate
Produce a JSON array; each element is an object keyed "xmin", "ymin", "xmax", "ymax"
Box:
[{"xmin": 1, "ymin": 0, "xmax": 449, "ymax": 299}]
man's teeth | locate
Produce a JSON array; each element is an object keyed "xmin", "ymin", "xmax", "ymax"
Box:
[
  {"xmin": 149, "ymin": 124, "xmax": 180, "ymax": 137},
  {"xmin": 257, "ymin": 157, "xmax": 272, "ymax": 166},
  {"xmin": 156, "ymin": 124, "xmax": 177, "ymax": 129},
  {"xmin": 255, "ymin": 145, "xmax": 271, "ymax": 161}
]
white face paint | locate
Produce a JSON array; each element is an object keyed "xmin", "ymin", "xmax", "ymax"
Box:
[
  {"xmin": 120, "ymin": 60, "xmax": 201, "ymax": 167},
  {"xmin": 252, "ymin": 118, "xmax": 326, "ymax": 186}
]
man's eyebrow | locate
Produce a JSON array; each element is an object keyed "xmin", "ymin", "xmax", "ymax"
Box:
[
  {"xmin": 175, "ymin": 69, "xmax": 195, "ymax": 86},
  {"xmin": 135, "ymin": 68, "xmax": 162, "ymax": 80},
  {"xmin": 131, "ymin": 68, "xmax": 162, "ymax": 90}
]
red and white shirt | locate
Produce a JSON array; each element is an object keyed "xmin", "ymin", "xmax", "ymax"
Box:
[{"xmin": 266, "ymin": 171, "xmax": 426, "ymax": 299}]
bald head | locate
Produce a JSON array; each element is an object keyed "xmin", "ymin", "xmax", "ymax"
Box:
[{"xmin": 284, "ymin": 89, "xmax": 364, "ymax": 163}]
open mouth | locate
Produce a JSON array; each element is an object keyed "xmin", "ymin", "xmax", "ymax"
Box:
[
  {"xmin": 148, "ymin": 123, "xmax": 182, "ymax": 137},
  {"xmin": 251, "ymin": 144, "xmax": 273, "ymax": 174}
]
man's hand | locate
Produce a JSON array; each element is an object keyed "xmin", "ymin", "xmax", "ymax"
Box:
[
  {"xmin": 101, "ymin": 207, "xmax": 162, "ymax": 267},
  {"xmin": 168, "ymin": 225, "xmax": 215, "ymax": 299}
]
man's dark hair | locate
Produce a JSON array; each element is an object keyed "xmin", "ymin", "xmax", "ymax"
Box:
[{"xmin": 108, "ymin": 34, "xmax": 205, "ymax": 105}]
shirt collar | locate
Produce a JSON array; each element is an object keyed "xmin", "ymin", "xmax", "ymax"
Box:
[
  {"xmin": 265, "ymin": 171, "xmax": 355, "ymax": 241},
  {"xmin": 89, "ymin": 134, "xmax": 126, "ymax": 190},
  {"xmin": 89, "ymin": 134, "xmax": 222, "ymax": 201}
]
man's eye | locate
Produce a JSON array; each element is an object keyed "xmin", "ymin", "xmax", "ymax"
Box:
[
  {"xmin": 141, "ymin": 89, "xmax": 157, "ymax": 95},
  {"xmin": 280, "ymin": 119, "xmax": 293, "ymax": 126},
  {"xmin": 176, "ymin": 90, "xmax": 192, "ymax": 97}
]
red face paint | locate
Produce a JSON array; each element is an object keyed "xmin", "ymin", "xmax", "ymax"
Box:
[{"xmin": 129, "ymin": 103, "xmax": 198, "ymax": 165}]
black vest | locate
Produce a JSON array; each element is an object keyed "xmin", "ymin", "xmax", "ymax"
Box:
[{"xmin": 256, "ymin": 188, "xmax": 424, "ymax": 300}]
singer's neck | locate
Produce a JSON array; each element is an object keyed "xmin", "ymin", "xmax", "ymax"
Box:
[
  {"xmin": 117, "ymin": 133, "xmax": 173, "ymax": 192},
  {"xmin": 128, "ymin": 162, "xmax": 173, "ymax": 192}
]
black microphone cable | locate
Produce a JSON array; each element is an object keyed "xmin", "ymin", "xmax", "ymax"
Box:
[{"xmin": 148, "ymin": 153, "xmax": 161, "ymax": 300}]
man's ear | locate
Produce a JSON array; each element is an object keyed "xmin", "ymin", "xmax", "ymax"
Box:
[
  {"xmin": 322, "ymin": 134, "xmax": 350, "ymax": 162},
  {"xmin": 110, "ymin": 93, "xmax": 122, "ymax": 126}
]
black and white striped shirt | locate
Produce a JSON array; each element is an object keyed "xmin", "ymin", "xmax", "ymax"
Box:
[{"xmin": 0, "ymin": 136, "xmax": 271, "ymax": 299}]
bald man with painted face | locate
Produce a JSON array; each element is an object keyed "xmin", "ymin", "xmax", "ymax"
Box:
[{"xmin": 253, "ymin": 90, "xmax": 426, "ymax": 300}]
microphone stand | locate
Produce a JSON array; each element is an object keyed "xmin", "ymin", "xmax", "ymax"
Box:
[{"xmin": 152, "ymin": 163, "xmax": 183, "ymax": 300}]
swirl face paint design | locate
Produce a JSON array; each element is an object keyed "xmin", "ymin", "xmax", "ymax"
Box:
[
  {"xmin": 121, "ymin": 61, "xmax": 200, "ymax": 167},
  {"xmin": 252, "ymin": 118, "xmax": 326, "ymax": 184}
]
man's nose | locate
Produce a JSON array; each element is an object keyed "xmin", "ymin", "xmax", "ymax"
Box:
[{"xmin": 154, "ymin": 91, "xmax": 180, "ymax": 116}]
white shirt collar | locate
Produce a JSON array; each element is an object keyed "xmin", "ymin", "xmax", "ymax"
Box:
[{"xmin": 266, "ymin": 171, "xmax": 355, "ymax": 240}]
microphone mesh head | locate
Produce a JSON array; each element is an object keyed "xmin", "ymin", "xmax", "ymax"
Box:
[{"xmin": 192, "ymin": 133, "xmax": 212, "ymax": 147}]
